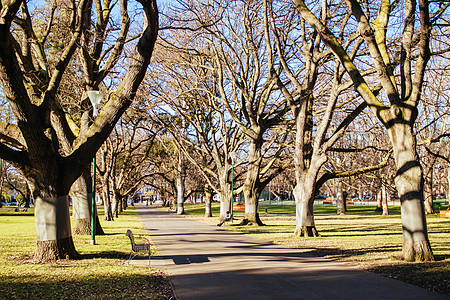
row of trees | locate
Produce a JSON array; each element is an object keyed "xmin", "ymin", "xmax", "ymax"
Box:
[
  {"xmin": 0, "ymin": 0, "xmax": 449, "ymax": 263},
  {"xmin": 0, "ymin": 0, "xmax": 158, "ymax": 261},
  {"xmin": 140, "ymin": 0, "xmax": 450, "ymax": 262}
]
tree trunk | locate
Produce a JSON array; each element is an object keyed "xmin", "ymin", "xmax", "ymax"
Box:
[
  {"xmin": 388, "ymin": 123, "xmax": 433, "ymax": 261},
  {"xmin": 103, "ymin": 189, "xmax": 114, "ymax": 221},
  {"xmin": 293, "ymin": 177, "xmax": 320, "ymax": 237},
  {"xmin": 112, "ymin": 191, "xmax": 119, "ymax": 218},
  {"xmin": 375, "ymin": 187, "xmax": 383, "ymax": 212},
  {"xmin": 447, "ymin": 168, "xmax": 450, "ymax": 211},
  {"xmin": 423, "ymin": 165, "xmax": 435, "ymax": 214},
  {"xmin": 241, "ymin": 139, "xmax": 263, "ymax": 226},
  {"xmin": 123, "ymin": 197, "xmax": 128, "ymax": 210},
  {"xmin": 24, "ymin": 184, "xmax": 31, "ymax": 208},
  {"xmin": 336, "ymin": 184, "xmax": 347, "ymax": 215},
  {"xmin": 176, "ymin": 155, "xmax": 185, "ymax": 215},
  {"xmin": 382, "ymin": 186, "xmax": 389, "ymax": 215},
  {"xmin": 204, "ymin": 186, "xmax": 213, "ymax": 217},
  {"xmin": 72, "ymin": 171, "xmax": 104, "ymax": 235},
  {"xmin": 34, "ymin": 194, "xmax": 78, "ymax": 261},
  {"xmin": 118, "ymin": 195, "xmax": 124, "ymax": 214}
]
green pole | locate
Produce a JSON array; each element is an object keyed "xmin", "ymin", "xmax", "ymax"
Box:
[
  {"xmin": 91, "ymin": 156, "xmax": 96, "ymax": 245},
  {"xmin": 230, "ymin": 162, "xmax": 234, "ymax": 223}
]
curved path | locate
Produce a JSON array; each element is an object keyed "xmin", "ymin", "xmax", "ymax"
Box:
[{"xmin": 136, "ymin": 206, "xmax": 446, "ymax": 300}]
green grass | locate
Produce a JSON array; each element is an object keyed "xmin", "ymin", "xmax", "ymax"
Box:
[
  {"xmin": 0, "ymin": 206, "xmax": 174, "ymax": 299},
  {"xmin": 176, "ymin": 202, "xmax": 450, "ymax": 295}
]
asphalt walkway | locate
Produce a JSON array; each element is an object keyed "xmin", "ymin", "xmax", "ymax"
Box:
[{"xmin": 135, "ymin": 205, "xmax": 447, "ymax": 300}]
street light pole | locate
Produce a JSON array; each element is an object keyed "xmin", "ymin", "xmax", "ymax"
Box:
[
  {"xmin": 87, "ymin": 90, "xmax": 104, "ymax": 245},
  {"xmin": 230, "ymin": 152, "xmax": 237, "ymax": 223}
]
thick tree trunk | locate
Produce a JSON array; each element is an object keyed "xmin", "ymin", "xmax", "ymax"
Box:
[
  {"xmin": 34, "ymin": 194, "xmax": 78, "ymax": 261},
  {"xmin": 293, "ymin": 179, "xmax": 320, "ymax": 237},
  {"xmin": 219, "ymin": 186, "xmax": 232, "ymax": 219},
  {"xmin": 388, "ymin": 124, "xmax": 433, "ymax": 261},
  {"xmin": 71, "ymin": 172, "xmax": 104, "ymax": 235},
  {"xmin": 241, "ymin": 140, "xmax": 263, "ymax": 226},
  {"xmin": 220, "ymin": 199, "xmax": 231, "ymax": 219}
]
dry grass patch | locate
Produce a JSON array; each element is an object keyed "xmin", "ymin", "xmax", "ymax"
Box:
[
  {"xmin": 179, "ymin": 204, "xmax": 449, "ymax": 296},
  {"xmin": 0, "ymin": 207, "xmax": 175, "ymax": 300}
]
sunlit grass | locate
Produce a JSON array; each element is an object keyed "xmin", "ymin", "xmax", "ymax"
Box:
[
  {"xmin": 176, "ymin": 202, "xmax": 450, "ymax": 295},
  {"xmin": 0, "ymin": 206, "xmax": 174, "ymax": 299}
]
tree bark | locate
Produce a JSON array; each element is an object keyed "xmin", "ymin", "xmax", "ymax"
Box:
[
  {"xmin": 0, "ymin": 0, "xmax": 159, "ymax": 262},
  {"xmin": 34, "ymin": 194, "xmax": 78, "ymax": 261},
  {"xmin": 336, "ymin": 184, "xmax": 347, "ymax": 215},
  {"xmin": 241, "ymin": 139, "xmax": 264, "ymax": 226},
  {"xmin": 388, "ymin": 123, "xmax": 433, "ymax": 261},
  {"xmin": 176, "ymin": 154, "xmax": 185, "ymax": 215},
  {"xmin": 204, "ymin": 186, "xmax": 213, "ymax": 217},
  {"xmin": 293, "ymin": 175, "xmax": 320, "ymax": 237},
  {"xmin": 423, "ymin": 164, "xmax": 435, "ymax": 214},
  {"xmin": 375, "ymin": 188, "xmax": 383, "ymax": 212},
  {"xmin": 72, "ymin": 171, "xmax": 104, "ymax": 235},
  {"xmin": 102, "ymin": 188, "xmax": 113, "ymax": 221},
  {"xmin": 382, "ymin": 186, "xmax": 389, "ymax": 215}
]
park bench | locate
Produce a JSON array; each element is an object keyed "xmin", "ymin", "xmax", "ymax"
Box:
[
  {"xmin": 440, "ymin": 210, "xmax": 450, "ymax": 218},
  {"xmin": 233, "ymin": 204, "xmax": 245, "ymax": 211},
  {"xmin": 125, "ymin": 229, "xmax": 151, "ymax": 265}
]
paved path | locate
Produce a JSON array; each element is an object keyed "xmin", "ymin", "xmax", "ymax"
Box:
[{"xmin": 136, "ymin": 206, "xmax": 447, "ymax": 300}]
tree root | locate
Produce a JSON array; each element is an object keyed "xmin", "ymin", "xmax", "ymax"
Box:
[{"xmin": 294, "ymin": 226, "xmax": 321, "ymax": 237}]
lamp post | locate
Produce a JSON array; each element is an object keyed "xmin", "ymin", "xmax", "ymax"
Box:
[
  {"xmin": 230, "ymin": 151, "xmax": 237, "ymax": 223},
  {"xmin": 87, "ymin": 90, "xmax": 104, "ymax": 245}
]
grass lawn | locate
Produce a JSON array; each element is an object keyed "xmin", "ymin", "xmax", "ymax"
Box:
[
  {"xmin": 0, "ymin": 206, "xmax": 174, "ymax": 299},
  {"xmin": 174, "ymin": 202, "xmax": 450, "ymax": 296}
]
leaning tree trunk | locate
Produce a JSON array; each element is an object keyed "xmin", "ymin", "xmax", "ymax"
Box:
[
  {"xmin": 72, "ymin": 170, "xmax": 104, "ymax": 235},
  {"xmin": 388, "ymin": 124, "xmax": 433, "ymax": 261}
]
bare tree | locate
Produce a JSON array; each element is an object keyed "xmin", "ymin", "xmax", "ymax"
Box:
[
  {"xmin": 292, "ymin": 0, "xmax": 439, "ymax": 261},
  {"xmin": 0, "ymin": 0, "xmax": 158, "ymax": 261}
]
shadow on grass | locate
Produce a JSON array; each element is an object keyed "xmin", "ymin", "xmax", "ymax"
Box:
[
  {"xmin": 367, "ymin": 261, "xmax": 450, "ymax": 296},
  {"xmin": 80, "ymin": 251, "xmax": 127, "ymax": 260},
  {"xmin": 0, "ymin": 271, "xmax": 174, "ymax": 299},
  {"xmin": 300, "ymin": 246, "xmax": 449, "ymax": 295}
]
